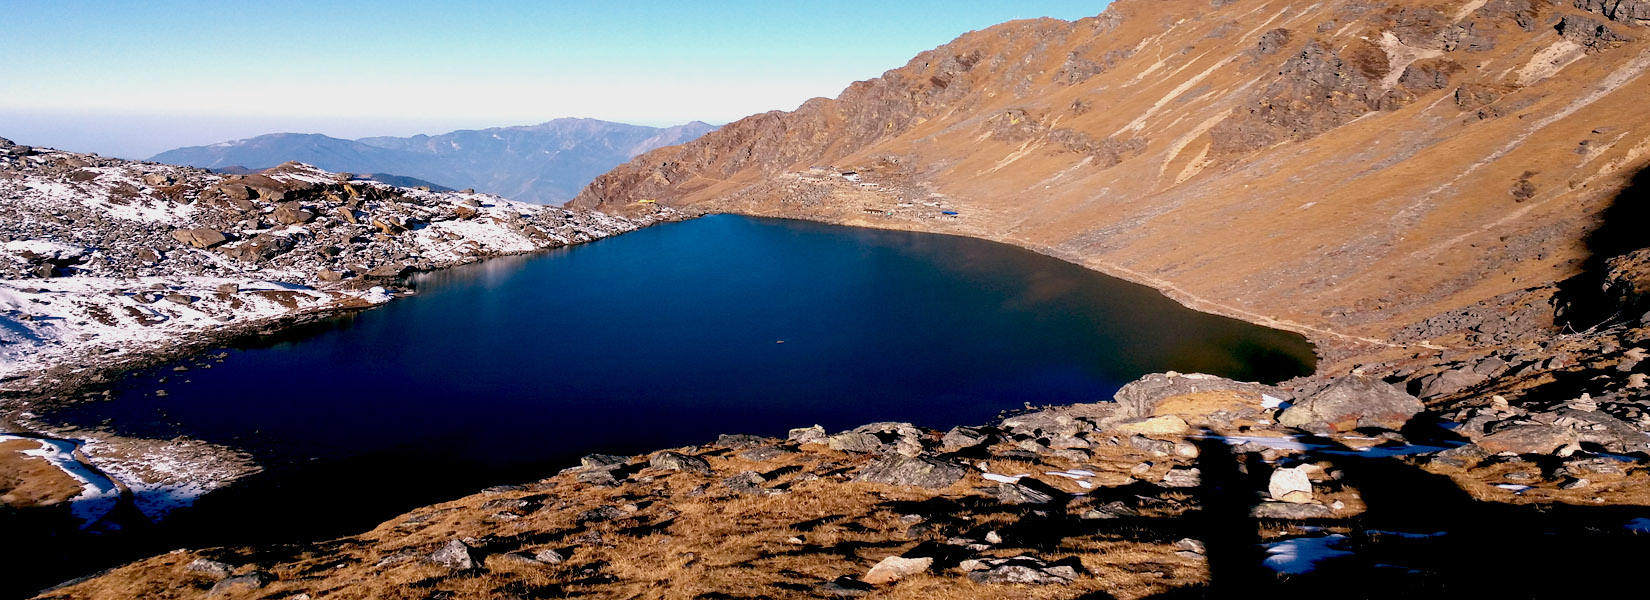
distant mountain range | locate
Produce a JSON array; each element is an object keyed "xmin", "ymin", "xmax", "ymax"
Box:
[{"xmin": 151, "ymin": 118, "xmax": 717, "ymax": 204}]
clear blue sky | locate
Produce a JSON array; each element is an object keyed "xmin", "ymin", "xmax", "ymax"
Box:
[{"xmin": 0, "ymin": 1, "xmax": 1108, "ymax": 158}]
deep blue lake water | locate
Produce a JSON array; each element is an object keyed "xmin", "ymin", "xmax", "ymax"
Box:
[{"xmin": 48, "ymin": 214, "xmax": 1314, "ymax": 544}]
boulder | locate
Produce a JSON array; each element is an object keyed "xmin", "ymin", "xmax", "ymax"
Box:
[
  {"xmin": 789, "ymin": 424, "xmax": 827, "ymax": 444},
  {"xmin": 853, "ymin": 455, "xmax": 967, "ymax": 488},
  {"xmin": 1552, "ymin": 409, "xmax": 1650, "ymax": 454},
  {"xmin": 363, "ymin": 263, "xmax": 408, "ymax": 278},
  {"xmin": 1428, "ymin": 443, "xmax": 1492, "ymax": 468},
  {"xmin": 649, "ymin": 451, "xmax": 711, "ymax": 474},
  {"xmin": 580, "ymin": 454, "xmax": 628, "ymax": 469},
  {"xmin": 1576, "ymin": 0, "xmax": 1650, "ymax": 27},
  {"xmin": 207, "ymin": 572, "xmax": 271, "ymax": 596},
  {"xmin": 1129, "ymin": 434, "xmax": 1176, "ymax": 456},
  {"xmin": 532, "ymin": 548, "xmax": 568, "ymax": 565},
  {"xmin": 218, "ymin": 234, "xmax": 295, "ymax": 262},
  {"xmin": 828, "ymin": 432, "xmax": 884, "ymax": 454},
  {"xmin": 854, "ymin": 421, "xmax": 923, "ymax": 436},
  {"xmin": 576, "ymin": 468, "xmax": 620, "ymax": 486},
  {"xmin": 1278, "ymin": 375, "xmax": 1424, "ymax": 432},
  {"xmin": 989, "ymin": 477, "xmax": 1069, "ymax": 505},
  {"xmin": 271, "ymin": 202, "xmax": 314, "ymax": 225},
  {"xmin": 714, "ymin": 433, "xmax": 773, "ymax": 448},
  {"xmin": 1268, "ymin": 466, "xmax": 1314, "ymax": 503},
  {"xmin": 577, "ymin": 506, "xmax": 625, "ymax": 523},
  {"xmin": 1558, "ymin": 14, "xmax": 1632, "ymax": 52},
  {"xmin": 184, "ymin": 558, "xmax": 234, "ymax": 580},
  {"xmin": 1110, "ymin": 415, "xmax": 1191, "ymax": 436},
  {"xmin": 738, "ymin": 445, "xmax": 791, "ymax": 462},
  {"xmin": 1415, "ymin": 366, "xmax": 1489, "ymax": 399},
  {"xmin": 1160, "ymin": 467, "xmax": 1202, "ymax": 488},
  {"xmin": 1251, "ymin": 502, "xmax": 1334, "ymax": 519},
  {"xmin": 964, "ymin": 556, "xmax": 1082, "ymax": 585},
  {"xmin": 1113, "ymin": 372, "xmax": 1283, "ymax": 419},
  {"xmin": 237, "ymin": 173, "xmax": 294, "ymax": 201},
  {"xmin": 1047, "ymin": 434, "xmax": 1091, "ymax": 450},
  {"xmin": 487, "ymin": 552, "xmax": 545, "ymax": 568},
  {"xmin": 215, "ymin": 183, "xmax": 254, "ymax": 202},
  {"xmin": 722, "ymin": 471, "xmax": 768, "ymax": 495},
  {"xmin": 862, "ymin": 556, "xmax": 932, "ymax": 585},
  {"xmin": 1000, "ymin": 410, "xmax": 1094, "ymax": 437},
  {"xmin": 171, "ymin": 228, "xmax": 228, "ymax": 249},
  {"xmin": 429, "ymin": 540, "xmax": 476, "ymax": 570}
]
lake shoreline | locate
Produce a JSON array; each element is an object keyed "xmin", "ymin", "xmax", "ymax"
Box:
[{"xmin": 4, "ymin": 213, "xmax": 1316, "ymax": 538}]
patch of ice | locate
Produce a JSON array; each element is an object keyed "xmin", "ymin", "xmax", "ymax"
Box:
[
  {"xmin": 1262, "ymin": 394, "xmax": 1290, "ymax": 409},
  {"xmin": 1598, "ymin": 452, "xmax": 1644, "ymax": 463},
  {"xmin": 1261, "ymin": 534, "xmax": 1353, "ymax": 574},
  {"xmin": 1044, "ymin": 469, "xmax": 1096, "ymax": 480},
  {"xmin": 1338, "ymin": 443, "xmax": 1458, "ymax": 458},
  {"xmin": 1215, "ymin": 435, "xmax": 1322, "ymax": 451},
  {"xmin": 1494, "ymin": 484, "xmax": 1532, "ymax": 493},
  {"xmin": 361, "ymin": 286, "xmax": 394, "ymax": 304},
  {"xmin": 0, "ymin": 434, "xmax": 121, "ymax": 526},
  {"xmin": 1208, "ymin": 434, "xmax": 1458, "ymax": 458},
  {"xmin": 1366, "ymin": 529, "xmax": 1447, "ymax": 539},
  {"xmin": 983, "ymin": 473, "xmax": 1027, "ymax": 484}
]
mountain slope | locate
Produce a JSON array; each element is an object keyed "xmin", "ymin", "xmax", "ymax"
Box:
[
  {"xmin": 573, "ymin": 0, "xmax": 1650, "ymax": 362},
  {"xmin": 153, "ymin": 119, "xmax": 717, "ymax": 204}
]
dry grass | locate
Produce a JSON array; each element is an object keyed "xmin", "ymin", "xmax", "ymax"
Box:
[
  {"xmin": 0, "ymin": 439, "xmax": 85, "ymax": 508},
  {"xmin": 43, "ymin": 442, "xmax": 1219, "ymax": 600}
]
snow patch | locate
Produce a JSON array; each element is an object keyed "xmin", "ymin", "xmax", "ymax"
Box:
[{"xmin": 1261, "ymin": 534, "xmax": 1354, "ymax": 574}]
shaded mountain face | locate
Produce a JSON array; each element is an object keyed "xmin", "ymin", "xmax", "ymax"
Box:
[
  {"xmin": 573, "ymin": 0, "xmax": 1650, "ymax": 356},
  {"xmin": 152, "ymin": 119, "xmax": 717, "ymax": 204}
]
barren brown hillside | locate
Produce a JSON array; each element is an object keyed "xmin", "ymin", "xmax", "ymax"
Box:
[{"xmin": 574, "ymin": 0, "xmax": 1650, "ymax": 362}]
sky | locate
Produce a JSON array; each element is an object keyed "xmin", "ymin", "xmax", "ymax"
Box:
[{"xmin": 0, "ymin": 1, "xmax": 1108, "ymax": 159}]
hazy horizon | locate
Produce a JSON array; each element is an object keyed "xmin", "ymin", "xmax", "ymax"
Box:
[
  {"xmin": 0, "ymin": 111, "xmax": 720, "ymax": 160},
  {"xmin": 1, "ymin": 0, "xmax": 1108, "ymax": 159}
]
